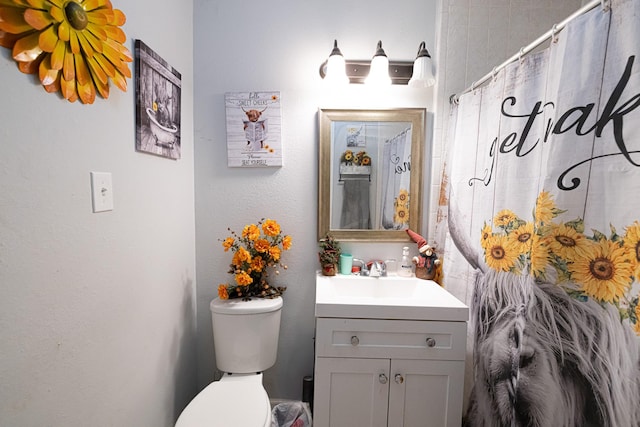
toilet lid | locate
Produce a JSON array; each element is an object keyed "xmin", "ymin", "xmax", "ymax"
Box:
[
  {"xmin": 210, "ymin": 296, "xmax": 282, "ymax": 315},
  {"xmin": 175, "ymin": 381, "xmax": 271, "ymax": 427}
]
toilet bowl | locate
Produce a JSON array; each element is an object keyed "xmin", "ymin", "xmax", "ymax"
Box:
[
  {"xmin": 176, "ymin": 296, "xmax": 283, "ymax": 427},
  {"xmin": 175, "ymin": 373, "xmax": 271, "ymax": 427}
]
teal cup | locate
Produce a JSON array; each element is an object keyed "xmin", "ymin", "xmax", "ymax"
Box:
[{"xmin": 339, "ymin": 253, "xmax": 353, "ymax": 275}]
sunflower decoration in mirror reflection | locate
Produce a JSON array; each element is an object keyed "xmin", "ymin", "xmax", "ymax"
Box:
[
  {"xmin": 393, "ymin": 188, "xmax": 410, "ymax": 226},
  {"xmin": 340, "ymin": 150, "xmax": 371, "ymax": 166},
  {"xmin": 0, "ymin": 0, "xmax": 132, "ymax": 104}
]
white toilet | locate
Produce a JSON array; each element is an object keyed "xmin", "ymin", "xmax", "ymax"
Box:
[{"xmin": 176, "ymin": 296, "xmax": 283, "ymax": 427}]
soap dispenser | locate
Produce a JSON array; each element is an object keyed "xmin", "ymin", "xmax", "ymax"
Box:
[{"xmin": 399, "ymin": 246, "xmax": 413, "ymax": 277}]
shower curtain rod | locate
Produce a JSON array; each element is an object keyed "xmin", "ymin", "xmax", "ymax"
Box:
[
  {"xmin": 385, "ymin": 127, "xmax": 412, "ymax": 143},
  {"xmin": 450, "ymin": 0, "xmax": 606, "ymax": 104}
]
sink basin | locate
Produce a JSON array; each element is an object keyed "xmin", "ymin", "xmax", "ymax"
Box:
[
  {"xmin": 318, "ymin": 275, "xmax": 423, "ymax": 298},
  {"xmin": 315, "ymin": 272, "xmax": 468, "ymax": 321}
]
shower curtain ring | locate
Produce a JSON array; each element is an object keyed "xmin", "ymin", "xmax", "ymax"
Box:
[
  {"xmin": 492, "ymin": 67, "xmax": 498, "ymax": 81},
  {"xmin": 519, "ymin": 47, "xmax": 525, "ymax": 63},
  {"xmin": 601, "ymin": 0, "xmax": 610, "ymax": 12},
  {"xmin": 551, "ymin": 24, "xmax": 559, "ymax": 43}
]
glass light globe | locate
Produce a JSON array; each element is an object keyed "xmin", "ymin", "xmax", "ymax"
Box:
[
  {"xmin": 324, "ymin": 40, "xmax": 349, "ymax": 86},
  {"xmin": 365, "ymin": 41, "xmax": 391, "ymax": 86},
  {"xmin": 408, "ymin": 42, "xmax": 435, "ymax": 88}
]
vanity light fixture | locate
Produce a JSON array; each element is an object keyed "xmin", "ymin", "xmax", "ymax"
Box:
[{"xmin": 319, "ymin": 40, "xmax": 434, "ymax": 86}]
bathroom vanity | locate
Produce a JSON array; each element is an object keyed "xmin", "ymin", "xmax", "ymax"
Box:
[{"xmin": 313, "ymin": 273, "xmax": 468, "ymax": 427}]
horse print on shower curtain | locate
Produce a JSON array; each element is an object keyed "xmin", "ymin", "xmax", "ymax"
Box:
[{"xmin": 441, "ymin": 0, "xmax": 640, "ymax": 425}]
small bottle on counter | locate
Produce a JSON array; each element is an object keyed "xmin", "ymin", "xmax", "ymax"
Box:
[{"xmin": 398, "ymin": 246, "xmax": 413, "ymax": 277}]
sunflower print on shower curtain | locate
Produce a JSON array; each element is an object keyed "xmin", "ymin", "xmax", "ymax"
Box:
[{"xmin": 480, "ymin": 190, "xmax": 640, "ymax": 335}]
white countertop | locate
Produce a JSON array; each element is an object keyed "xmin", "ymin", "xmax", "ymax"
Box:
[{"xmin": 315, "ymin": 272, "xmax": 469, "ymax": 321}]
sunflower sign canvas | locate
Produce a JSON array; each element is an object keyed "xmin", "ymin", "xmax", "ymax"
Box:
[{"xmin": 225, "ymin": 91, "xmax": 282, "ymax": 167}]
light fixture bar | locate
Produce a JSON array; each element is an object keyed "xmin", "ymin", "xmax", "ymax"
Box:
[{"xmin": 319, "ymin": 60, "xmax": 414, "ymax": 85}]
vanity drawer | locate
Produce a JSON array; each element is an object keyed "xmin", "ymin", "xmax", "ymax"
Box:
[{"xmin": 315, "ymin": 318, "xmax": 466, "ymax": 361}]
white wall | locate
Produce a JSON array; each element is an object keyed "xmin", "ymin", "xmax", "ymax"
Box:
[
  {"xmin": 0, "ymin": 2, "xmax": 195, "ymax": 426},
  {"xmin": 193, "ymin": 0, "xmax": 437, "ymax": 399}
]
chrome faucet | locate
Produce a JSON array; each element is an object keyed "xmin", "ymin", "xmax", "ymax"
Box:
[
  {"xmin": 369, "ymin": 260, "xmax": 384, "ymax": 277},
  {"xmin": 367, "ymin": 259, "xmax": 396, "ymax": 277},
  {"xmin": 352, "ymin": 259, "xmax": 396, "ymax": 277},
  {"xmin": 352, "ymin": 258, "xmax": 368, "ymax": 276}
]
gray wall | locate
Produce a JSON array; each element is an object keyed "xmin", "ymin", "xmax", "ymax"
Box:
[
  {"xmin": 0, "ymin": 0, "xmax": 589, "ymax": 424},
  {"xmin": 0, "ymin": 2, "xmax": 195, "ymax": 426},
  {"xmin": 193, "ymin": 0, "xmax": 585, "ymax": 402},
  {"xmin": 193, "ymin": 0, "xmax": 437, "ymax": 399}
]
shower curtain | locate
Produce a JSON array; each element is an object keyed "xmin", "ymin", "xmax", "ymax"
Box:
[
  {"xmin": 441, "ymin": 0, "xmax": 640, "ymax": 424},
  {"xmin": 380, "ymin": 127, "xmax": 412, "ymax": 229}
]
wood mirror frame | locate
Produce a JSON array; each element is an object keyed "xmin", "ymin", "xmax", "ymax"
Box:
[{"xmin": 318, "ymin": 108, "xmax": 426, "ymax": 241}]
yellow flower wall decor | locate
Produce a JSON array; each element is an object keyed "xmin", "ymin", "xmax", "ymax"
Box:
[{"xmin": 0, "ymin": 0, "xmax": 132, "ymax": 104}]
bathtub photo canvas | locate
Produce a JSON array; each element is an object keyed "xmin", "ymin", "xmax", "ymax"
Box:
[
  {"xmin": 225, "ymin": 91, "xmax": 282, "ymax": 167},
  {"xmin": 135, "ymin": 39, "xmax": 182, "ymax": 160}
]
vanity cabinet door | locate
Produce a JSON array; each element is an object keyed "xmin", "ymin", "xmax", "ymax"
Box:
[
  {"xmin": 387, "ymin": 359, "xmax": 465, "ymax": 427},
  {"xmin": 314, "ymin": 357, "xmax": 390, "ymax": 427}
]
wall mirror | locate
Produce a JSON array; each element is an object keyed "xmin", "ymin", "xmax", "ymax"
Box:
[{"xmin": 318, "ymin": 108, "xmax": 426, "ymax": 241}]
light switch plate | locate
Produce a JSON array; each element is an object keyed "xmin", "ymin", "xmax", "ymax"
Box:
[{"xmin": 90, "ymin": 172, "xmax": 113, "ymax": 213}]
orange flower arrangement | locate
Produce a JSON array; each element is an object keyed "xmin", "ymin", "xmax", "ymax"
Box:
[
  {"xmin": 218, "ymin": 218, "xmax": 291, "ymax": 300},
  {"xmin": 0, "ymin": 0, "xmax": 132, "ymax": 104}
]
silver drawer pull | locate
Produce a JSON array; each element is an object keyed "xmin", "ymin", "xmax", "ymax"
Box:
[
  {"xmin": 426, "ymin": 337, "xmax": 436, "ymax": 347},
  {"xmin": 351, "ymin": 335, "xmax": 360, "ymax": 346},
  {"xmin": 379, "ymin": 374, "xmax": 388, "ymax": 384},
  {"xmin": 395, "ymin": 374, "xmax": 404, "ymax": 384}
]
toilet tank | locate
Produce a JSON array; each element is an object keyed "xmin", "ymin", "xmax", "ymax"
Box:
[{"xmin": 210, "ymin": 296, "xmax": 283, "ymax": 374}]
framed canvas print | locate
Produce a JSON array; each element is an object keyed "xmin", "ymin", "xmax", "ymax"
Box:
[
  {"xmin": 135, "ymin": 40, "xmax": 182, "ymax": 160},
  {"xmin": 225, "ymin": 91, "xmax": 282, "ymax": 167}
]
